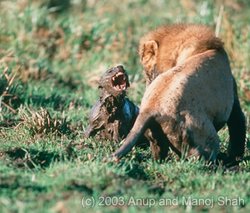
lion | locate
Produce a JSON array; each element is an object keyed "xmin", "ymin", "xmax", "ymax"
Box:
[{"xmin": 112, "ymin": 24, "xmax": 246, "ymax": 163}]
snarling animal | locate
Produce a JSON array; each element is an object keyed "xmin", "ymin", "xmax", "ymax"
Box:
[{"xmin": 84, "ymin": 65, "xmax": 139, "ymax": 142}]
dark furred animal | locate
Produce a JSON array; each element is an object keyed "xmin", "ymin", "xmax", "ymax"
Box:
[
  {"xmin": 84, "ymin": 65, "xmax": 139, "ymax": 141},
  {"xmin": 112, "ymin": 24, "xmax": 246, "ymax": 163}
]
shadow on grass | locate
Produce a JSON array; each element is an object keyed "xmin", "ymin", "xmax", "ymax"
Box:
[
  {"xmin": 124, "ymin": 162, "xmax": 149, "ymax": 180},
  {"xmin": 0, "ymin": 174, "xmax": 47, "ymax": 192},
  {"xmin": 5, "ymin": 147, "xmax": 61, "ymax": 169},
  {"xmin": 27, "ymin": 93, "xmax": 71, "ymax": 111},
  {"xmin": 66, "ymin": 180, "xmax": 93, "ymax": 195},
  {"xmin": 26, "ymin": 92, "xmax": 84, "ymax": 111}
]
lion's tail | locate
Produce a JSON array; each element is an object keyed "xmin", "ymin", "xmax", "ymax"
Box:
[{"xmin": 112, "ymin": 112, "xmax": 152, "ymax": 160}]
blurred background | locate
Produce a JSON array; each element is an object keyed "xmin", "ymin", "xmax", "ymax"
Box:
[{"xmin": 1, "ymin": 0, "xmax": 250, "ymax": 115}]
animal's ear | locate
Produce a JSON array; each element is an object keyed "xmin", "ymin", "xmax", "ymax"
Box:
[
  {"xmin": 139, "ymin": 40, "xmax": 158, "ymax": 65},
  {"xmin": 98, "ymin": 78, "xmax": 103, "ymax": 89}
]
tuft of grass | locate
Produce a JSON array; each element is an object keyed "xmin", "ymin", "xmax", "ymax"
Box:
[{"xmin": 18, "ymin": 107, "xmax": 72, "ymax": 136}]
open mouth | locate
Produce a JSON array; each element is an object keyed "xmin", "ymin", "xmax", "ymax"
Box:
[{"xmin": 111, "ymin": 71, "xmax": 127, "ymax": 91}]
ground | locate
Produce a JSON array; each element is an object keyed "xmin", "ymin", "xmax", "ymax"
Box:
[{"xmin": 0, "ymin": 0, "xmax": 249, "ymax": 212}]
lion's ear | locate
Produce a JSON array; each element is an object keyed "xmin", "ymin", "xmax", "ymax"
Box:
[{"xmin": 140, "ymin": 40, "xmax": 158, "ymax": 65}]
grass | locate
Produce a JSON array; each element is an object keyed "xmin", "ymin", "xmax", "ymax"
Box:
[{"xmin": 0, "ymin": 0, "xmax": 250, "ymax": 212}]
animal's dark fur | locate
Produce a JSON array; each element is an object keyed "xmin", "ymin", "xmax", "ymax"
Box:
[{"xmin": 84, "ymin": 65, "xmax": 139, "ymax": 142}]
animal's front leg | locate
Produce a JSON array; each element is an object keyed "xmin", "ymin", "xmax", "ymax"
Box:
[
  {"xmin": 112, "ymin": 120, "xmax": 120, "ymax": 142},
  {"xmin": 84, "ymin": 125, "xmax": 94, "ymax": 138},
  {"xmin": 146, "ymin": 127, "xmax": 169, "ymax": 161},
  {"xmin": 84, "ymin": 101, "xmax": 105, "ymax": 138}
]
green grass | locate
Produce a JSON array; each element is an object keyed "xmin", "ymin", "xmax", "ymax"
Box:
[{"xmin": 0, "ymin": 0, "xmax": 250, "ymax": 212}]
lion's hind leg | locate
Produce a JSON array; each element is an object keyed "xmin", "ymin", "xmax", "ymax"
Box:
[
  {"xmin": 227, "ymin": 86, "xmax": 246, "ymax": 162},
  {"xmin": 225, "ymin": 102, "xmax": 246, "ymax": 165},
  {"xmin": 146, "ymin": 120, "xmax": 170, "ymax": 161},
  {"xmin": 184, "ymin": 118, "xmax": 220, "ymax": 162}
]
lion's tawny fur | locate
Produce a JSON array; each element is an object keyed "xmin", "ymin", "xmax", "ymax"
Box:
[
  {"xmin": 112, "ymin": 24, "xmax": 246, "ymax": 163},
  {"xmin": 139, "ymin": 24, "xmax": 223, "ymax": 85}
]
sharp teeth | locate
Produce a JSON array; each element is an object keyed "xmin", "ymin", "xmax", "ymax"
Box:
[{"xmin": 116, "ymin": 72, "xmax": 123, "ymax": 77}]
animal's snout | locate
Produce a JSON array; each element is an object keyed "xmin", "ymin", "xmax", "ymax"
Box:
[{"xmin": 116, "ymin": 65, "xmax": 125, "ymax": 72}]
